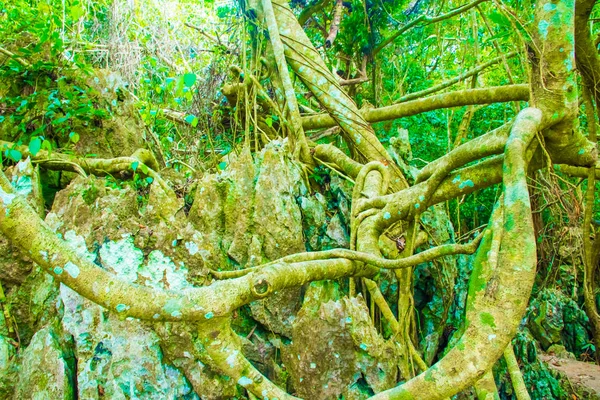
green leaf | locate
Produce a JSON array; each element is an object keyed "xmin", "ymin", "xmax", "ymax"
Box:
[
  {"xmin": 69, "ymin": 131, "xmax": 80, "ymax": 144},
  {"xmin": 140, "ymin": 163, "xmax": 149, "ymax": 174},
  {"xmin": 29, "ymin": 137, "xmax": 42, "ymax": 156},
  {"xmin": 41, "ymin": 140, "xmax": 52, "ymax": 153},
  {"xmin": 183, "ymin": 73, "xmax": 197, "ymax": 88},
  {"xmin": 131, "ymin": 161, "xmax": 139, "ymax": 171},
  {"xmin": 145, "ymin": 177, "xmax": 154, "ymax": 184},
  {"xmin": 487, "ymin": 11, "xmax": 510, "ymax": 28},
  {"xmin": 218, "ymin": 161, "xmax": 227, "ymax": 171},
  {"xmin": 54, "ymin": 114, "xmax": 71, "ymax": 124},
  {"xmin": 70, "ymin": 3, "xmax": 85, "ymax": 20},
  {"xmin": 265, "ymin": 116, "xmax": 273, "ymax": 127},
  {"xmin": 184, "ymin": 114, "xmax": 199, "ymax": 127},
  {"xmin": 7, "ymin": 149, "xmax": 22, "ymax": 162}
]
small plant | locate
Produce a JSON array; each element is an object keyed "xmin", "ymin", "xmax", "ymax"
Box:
[{"xmin": 581, "ymin": 342, "xmax": 596, "ymax": 362}]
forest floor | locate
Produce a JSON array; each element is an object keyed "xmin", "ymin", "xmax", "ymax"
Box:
[{"xmin": 540, "ymin": 354, "xmax": 600, "ymax": 398}]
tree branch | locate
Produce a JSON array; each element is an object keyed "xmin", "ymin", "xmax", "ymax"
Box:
[
  {"xmin": 297, "ymin": 0, "xmax": 332, "ymax": 26},
  {"xmin": 302, "ymin": 84, "xmax": 528, "ymax": 130},
  {"xmin": 373, "ymin": 0, "xmax": 490, "ymax": 56},
  {"xmin": 371, "ymin": 107, "xmax": 542, "ymax": 400},
  {"xmin": 325, "ymin": 0, "xmax": 344, "ymax": 47},
  {"xmin": 396, "ymin": 52, "xmax": 518, "ymax": 103},
  {"xmin": 261, "ymin": 0, "xmax": 311, "ymax": 161},
  {"xmin": 268, "ymin": 0, "xmax": 410, "ymax": 190},
  {"xmin": 0, "ymin": 46, "xmax": 30, "ymax": 67}
]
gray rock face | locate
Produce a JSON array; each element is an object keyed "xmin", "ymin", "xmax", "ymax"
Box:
[
  {"xmin": 189, "ymin": 141, "xmax": 310, "ymax": 337},
  {"xmin": 282, "ymin": 283, "xmax": 399, "ymax": 399},
  {"xmin": 14, "ymin": 324, "xmax": 75, "ymax": 400},
  {"xmin": 60, "ymin": 284, "xmax": 196, "ymax": 399}
]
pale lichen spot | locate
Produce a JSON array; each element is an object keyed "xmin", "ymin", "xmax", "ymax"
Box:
[
  {"xmin": 139, "ymin": 250, "xmax": 192, "ymax": 290},
  {"xmin": 538, "ymin": 20, "xmax": 549, "ymax": 39},
  {"xmin": 11, "ymin": 174, "xmax": 33, "ymax": 197},
  {"xmin": 0, "ymin": 186, "xmax": 16, "ymax": 206},
  {"xmin": 17, "ymin": 159, "xmax": 28, "ymax": 172},
  {"xmin": 39, "ymin": 250, "xmax": 49, "ymax": 261},
  {"xmin": 543, "ymin": 2, "xmax": 557, "ymax": 12},
  {"xmin": 153, "ymin": 313, "xmax": 161, "ymax": 319},
  {"xmin": 383, "ymin": 212, "xmax": 391, "ymax": 220},
  {"xmin": 64, "ymin": 261, "xmax": 80, "ymax": 278},
  {"xmin": 185, "ymin": 241, "xmax": 199, "ymax": 256},
  {"xmin": 115, "ymin": 304, "xmax": 129, "ymax": 312},
  {"xmin": 226, "ymin": 351, "xmax": 238, "ymax": 368},
  {"xmin": 205, "ymin": 311, "xmax": 214, "ymax": 319},
  {"xmin": 54, "ymin": 266, "xmax": 64, "ymax": 275},
  {"xmin": 237, "ymin": 376, "xmax": 253, "ymax": 386},
  {"xmin": 505, "ymin": 186, "xmax": 530, "ymax": 207},
  {"xmin": 64, "ymin": 230, "xmax": 96, "ymax": 263},
  {"xmin": 459, "ymin": 179, "xmax": 474, "ymax": 190},
  {"xmin": 488, "ymin": 334, "xmax": 497, "ymax": 341},
  {"xmin": 99, "ymin": 237, "xmax": 143, "ymax": 283},
  {"xmin": 163, "ymin": 298, "xmax": 183, "ymax": 317},
  {"xmin": 564, "ymin": 57, "xmax": 573, "ymax": 72}
]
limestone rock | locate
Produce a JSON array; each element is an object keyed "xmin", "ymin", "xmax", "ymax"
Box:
[
  {"xmin": 282, "ymin": 287, "xmax": 398, "ymax": 399},
  {"xmin": 14, "ymin": 324, "xmax": 75, "ymax": 400}
]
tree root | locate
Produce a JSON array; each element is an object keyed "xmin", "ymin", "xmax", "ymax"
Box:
[
  {"xmin": 504, "ymin": 344, "xmax": 531, "ymax": 400},
  {"xmin": 210, "ymin": 237, "xmax": 482, "ymax": 281},
  {"xmin": 302, "ymin": 85, "xmax": 528, "ymax": 131},
  {"xmin": 369, "ymin": 108, "xmax": 542, "ymax": 400},
  {"xmin": 198, "ymin": 317, "xmax": 299, "ymax": 399},
  {"xmin": 0, "ymin": 140, "xmax": 175, "ymax": 194},
  {"xmin": 474, "ymin": 370, "xmax": 500, "ymax": 400}
]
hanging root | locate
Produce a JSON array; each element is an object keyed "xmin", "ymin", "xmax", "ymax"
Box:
[{"xmin": 504, "ymin": 344, "xmax": 531, "ymax": 400}]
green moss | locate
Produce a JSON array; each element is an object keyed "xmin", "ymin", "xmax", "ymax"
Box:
[
  {"xmin": 504, "ymin": 214, "xmax": 515, "ymax": 232},
  {"xmin": 81, "ymin": 183, "xmax": 98, "ymax": 205},
  {"xmin": 480, "ymin": 312, "xmax": 497, "ymax": 328}
]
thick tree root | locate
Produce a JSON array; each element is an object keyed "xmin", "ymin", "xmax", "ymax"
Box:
[{"xmin": 198, "ymin": 317, "xmax": 299, "ymax": 399}]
